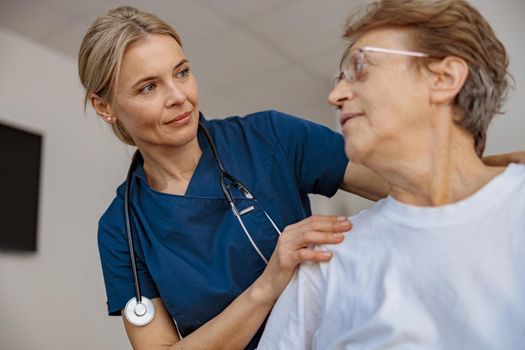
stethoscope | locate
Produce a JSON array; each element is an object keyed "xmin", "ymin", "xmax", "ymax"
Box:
[{"xmin": 123, "ymin": 121, "xmax": 282, "ymax": 327}]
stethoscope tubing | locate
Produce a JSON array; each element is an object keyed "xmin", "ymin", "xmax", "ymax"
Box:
[
  {"xmin": 123, "ymin": 121, "xmax": 281, "ymax": 328},
  {"xmin": 124, "ymin": 150, "xmax": 143, "ymax": 304}
]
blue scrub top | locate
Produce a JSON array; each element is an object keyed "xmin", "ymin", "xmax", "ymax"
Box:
[{"xmin": 98, "ymin": 110, "xmax": 348, "ymax": 349}]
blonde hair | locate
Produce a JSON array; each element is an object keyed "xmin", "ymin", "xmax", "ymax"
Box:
[
  {"xmin": 342, "ymin": 0, "xmax": 511, "ymax": 156},
  {"xmin": 78, "ymin": 6, "xmax": 183, "ymax": 145}
]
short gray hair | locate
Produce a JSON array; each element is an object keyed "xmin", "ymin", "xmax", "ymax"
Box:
[{"xmin": 342, "ymin": 0, "xmax": 512, "ymax": 156}]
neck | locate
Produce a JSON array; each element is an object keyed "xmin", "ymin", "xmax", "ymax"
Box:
[
  {"xmin": 140, "ymin": 137, "xmax": 202, "ymax": 195},
  {"xmin": 364, "ymin": 120, "xmax": 504, "ymax": 206}
]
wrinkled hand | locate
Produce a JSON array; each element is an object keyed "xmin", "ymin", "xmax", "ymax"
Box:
[{"xmin": 258, "ymin": 215, "xmax": 352, "ymax": 301}]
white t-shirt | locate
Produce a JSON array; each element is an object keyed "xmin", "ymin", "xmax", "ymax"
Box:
[{"xmin": 258, "ymin": 164, "xmax": 525, "ymax": 350}]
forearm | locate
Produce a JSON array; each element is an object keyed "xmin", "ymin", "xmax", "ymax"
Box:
[
  {"xmin": 169, "ymin": 277, "xmax": 275, "ymax": 350},
  {"xmin": 130, "ymin": 215, "xmax": 351, "ymax": 350},
  {"xmin": 340, "ymin": 152, "xmax": 524, "ymax": 201},
  {"xmin": 482, "ymin": 151, "xmax": 524, "ymax": 167}
]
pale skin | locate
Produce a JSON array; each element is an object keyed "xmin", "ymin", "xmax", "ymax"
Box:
[
  {"xmin": 329, "ymin": 27, "xmax": 506, "ymax": 207},
  {"xmin": 91, "ymin": 33, "xmax": 523, "ymax": 349},
  {"xmin": 92, "ymin": 34, "xmax": 352, "ymax": 350}
]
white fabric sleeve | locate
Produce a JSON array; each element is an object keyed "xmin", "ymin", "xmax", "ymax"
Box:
[{"xmin": 257, "ymin": 262, "xmax": 326, "ymax": 349}]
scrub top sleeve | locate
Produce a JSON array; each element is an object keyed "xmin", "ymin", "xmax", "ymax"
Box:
[
  {"xmin": 267, "ymin": 110, "xmax": 348, "ymax": 197},
  {"xmin": 98, "ymin": 201, "xmax": 160, "ymax": 316}
]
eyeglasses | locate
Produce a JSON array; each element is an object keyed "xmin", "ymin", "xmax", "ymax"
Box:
[{"xmin": 335, "ymin": 46, "xmax": 430, "ymax": 85}]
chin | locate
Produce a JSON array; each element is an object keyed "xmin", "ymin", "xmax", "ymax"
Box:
[
  {"xmin": 178, "ymin": 126, "xmax": 199, "ymax": 145},
  {"xmin": 163, "ymin": 123, "xmax": 198, "ymax": 148},
  {"xmin": 344, "ymin": 143, "xmax": 369, "ymax": 165}
]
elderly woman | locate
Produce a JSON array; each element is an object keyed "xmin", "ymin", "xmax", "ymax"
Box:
[{"xmin": 258, "ymin": 0, "xmax": 525, "ymax": 349}]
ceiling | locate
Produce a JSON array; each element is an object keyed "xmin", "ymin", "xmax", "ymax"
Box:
[{"xmin": 0, "ymin": 0, "xmax": 371, "ymax": 127}]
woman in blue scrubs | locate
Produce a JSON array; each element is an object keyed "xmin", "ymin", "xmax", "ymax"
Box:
[{"xmin": 78, "ymin": 6, "xmax": 521, "ymax": 350}]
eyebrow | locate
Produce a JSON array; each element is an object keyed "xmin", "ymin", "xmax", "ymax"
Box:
[{"xmin": 130, "ymin": 59, "xmax": 190, "ymax": 89}]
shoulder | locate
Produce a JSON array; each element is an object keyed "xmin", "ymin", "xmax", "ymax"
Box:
[
  {"xmin": 507, "ymin": 163, "xmax": 525, "ymax": 184},
  {"xmin": 321, "ymin": 199, "xmax": 393, "ymax": 279},
  {"xmin": 98, "ymin": 182, "xmax": 126, "ymax": 244},
  {"xmin": 497, "ymin": 164, "xmax": 525, "ymax": 218},
  {"xmin": 491, "ymin": 164, "xmax": 525, "ymax": 206},
  {"xmin": 203, "ymin": 110, "xmax": 343, "ymax": 151},
  {"xmin": 203, "ymin": 109, "xmax": 340, "ymax": 159},
  {"xmin": 204, "ymin": 109, "xmax": 310, "ymax": 134},
  {"xmin": 512, "ymin": 165, "xmax": 525, "ymax": 203},
  {"xmin": 340, "ymin": 199, "xmax": 391, "ymax": 248}
]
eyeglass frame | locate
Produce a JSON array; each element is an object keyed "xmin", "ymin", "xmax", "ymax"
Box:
[{"xmin": 335, "ymin": 46, "xmax": 431, "ymax": 85}]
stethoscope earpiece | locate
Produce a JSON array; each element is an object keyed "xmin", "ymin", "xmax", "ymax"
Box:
[{"xmin": 124, "ymin": 296, "xmax": 155, "ymax": 326}]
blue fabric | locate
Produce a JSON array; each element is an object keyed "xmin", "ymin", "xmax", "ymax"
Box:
[{"xmin": 98, "ymin": 110, "xmax": 348, "ymax": 349}]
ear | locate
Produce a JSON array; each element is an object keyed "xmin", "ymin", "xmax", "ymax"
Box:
[
  {"xmin": 91, "ymin": 93, "xmax": 116, "ymax": 124},
  {"xmin": 427, "ymin": 56, "xmax": 469, "ymax": 106}
]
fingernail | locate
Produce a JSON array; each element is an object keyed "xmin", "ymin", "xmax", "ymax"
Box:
[
  {"xmin": 333, "ymin": 233, "xmax": 343, "ymax": 238},
  {"xmin": 339, "ymin": 221, "xmax": 350, "ymax": 228},
  {"xmin": 323, "ymin": 251, "xmax": 332, "ymax": 257},
  {"xmin": 337, "ymin": 216, "xmax": 347, "ymax": 221}
]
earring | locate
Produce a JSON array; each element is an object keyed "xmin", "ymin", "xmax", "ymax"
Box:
[{"xmin": 106, "ymin": 117, "xmax": 112, "ymax": 122}]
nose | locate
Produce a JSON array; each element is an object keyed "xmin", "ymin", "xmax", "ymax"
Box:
[
  {"xmin": 165, "ymin": 80, "xmax": 187, "ymax": 107},
  {"xmin": 328, "ymin": 79, "xmax": 354, "ymax": 110}
]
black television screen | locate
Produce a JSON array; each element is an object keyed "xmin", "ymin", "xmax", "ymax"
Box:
[{"xmin": 0, "ymin": 121, "xmax": 42, "ymax": 252}]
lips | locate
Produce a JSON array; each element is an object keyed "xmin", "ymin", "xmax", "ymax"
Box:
[
  {"xmin": 164, "ymin": 111, "xmax": 192, "ymax": 125},
  {"xmin": 339, "ymin": 112, "xmax": 363, "ymax": 128}
]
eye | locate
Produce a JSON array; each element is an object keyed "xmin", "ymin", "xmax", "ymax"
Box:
[
  {"xmin": 176, "ymin": 67, "xmax": 190, "ymax": 79},
  {"xmin": 139, "ymin": 83, "xmax": 156, "ymax": 95},
  {"xmin": 352, "ymin": 55, "xmax": 368, "ymax": 81}
]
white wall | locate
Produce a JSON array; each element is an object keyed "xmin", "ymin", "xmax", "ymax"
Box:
[
  {"xmin": 0, "ymin": 29, "xmax": 131, "ymax": 349},
  {"xmin": 0, "ymin": 1, "xmax": 524, "ymax": 349}
]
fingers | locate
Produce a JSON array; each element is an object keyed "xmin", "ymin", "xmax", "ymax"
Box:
[
  {"xmin": 296, "ymin": 230, "xmax": 345, "ymax": 248},
  {"xmin": 262, "ymin": 215, "xmax": 352, "ymax": 297},
  {"xmin": 276, "ymin": 241, "xmax": 335, "ymax": 268},
  {"xmin": 275, "ymin": 214, "xmax": 353, "ymax": 266},
  {"xmin": 285, "ymin": 214, "xmax": 350, "ymax": 232},
  {"xmin": 284, "ymin": 215, "xmax": 352, "ymax": 237},
  {"xmin": 293, "ymin": 248, "xmax": 334, "ymax": 263},
  {"xmin": 282, "ymin": 215, "xmax": 352, "ymax": 247}
]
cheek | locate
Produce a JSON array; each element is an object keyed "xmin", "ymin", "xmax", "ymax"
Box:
[
  {"xmin": 185, "ymin": 77, "xmax": 199, "ymax": 107},
  {"xmin": 359, "ymin": 81, "xmax": 391, "ymax": 121},
  {"xmin": 116, "ymin": 99, "xmax": 160, "ymax": 133},
  {"xmin": 366, "ymin": 83, "xmax": 415, "ymax": 134}
]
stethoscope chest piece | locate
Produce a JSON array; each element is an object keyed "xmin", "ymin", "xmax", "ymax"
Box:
[
  {"xmin": 124, "ymin": 296, "xmax": 155, "ymax": 326},
  {"xmin": 121, "ymin": 125, "xmax": 281, "ymax": 328}
]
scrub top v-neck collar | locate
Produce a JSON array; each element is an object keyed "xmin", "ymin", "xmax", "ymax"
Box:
[
  {"xmin": 98, "ymin": 109, "xmax": 349, "ymax": 349},
  {"xmin": 132, "ymin": 113, "xmax": 223, "ymax": 199}
]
